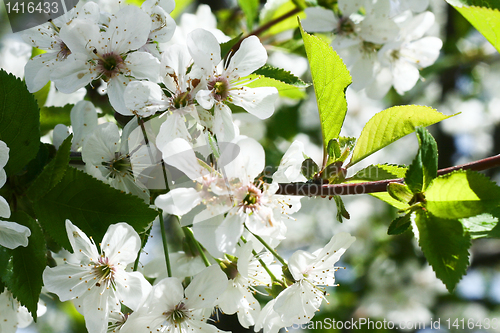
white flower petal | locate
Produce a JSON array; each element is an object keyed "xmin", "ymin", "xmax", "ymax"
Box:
[
  {"xmin": 24, "ymin": 53, "xmax": 56, "ymax": 93},
  {"xmin": 229, "ymin": 86, "xmax": 278, "ymax": 119},
  {"xmin": 158, "ymin": 138, "xmax": 206, "ymax": 180},
  {"xmin": 70, "ymin": 101, "xmax": 98, "ymax": 150},
  {"xmin": 107, "ymin": 76, "xmax": 134, "ymax": 115},
  {"xmin": 227, "ymin": 36, "xmax": 267, "ymax": 79},
  {"xmin": 0, "ymin": 196, "xmax": 10, "ymax": 219},
  {"xmin": 0, "ymin": 140, "xmax": 9, "ymax": 169},
  {"xmin": 42, "ymin": 264, "xmax": 93, "ymax": 301},
  {"xmin": 124, "ymin": 81, "xmax": 168, "ymax": 117},
  {"xmin": 155, "ymin": 188, "xmax": 202, "ymax": 216},
  {"xmin": 187, "ymin": 29, "xmax": 221, "ymax": 71},
  {"xmin": 216, "ymin": 213, "xmax": 244, "ymax": 255},
  {"xmin": 0, "ymin": 220, "xmax": 30, "ymax": 249},
  {"xmin": 101, "ymin": 223, "xmax": 141, "ymax": 264},
  {"xmin": 213, "ymin": 103, "xmax": 236, "ymax": 142},
  {"xmin": 81, "ymin": 122, "xmax": 120, "ymax": 166},
  {"xmin": 302, "ymin": 7, "xmax": 337, "ymax": 32},
  {"xmin": 104, "ymin": 6, "xmax": 151, "ymax": 54},
  {"xmin": 115, "ymin": 271, "xmax": 152, "ymax": 311},
  {"xmin": 185, "ymin": 265, "xmax": 228, "ymax": 309},
  {"xmin": 274, "ymin": 281, "xmax": 322, "ymax": 326},
  {"xmin": 65, "ymin": 220, "xmax": 100, "ymax": 262},
  {"xmin": 196, "ymin": 89, "xmax": 215, "ymax": 110},
  {"xmin": 125, "ymin": 52, "xmax": 161, "ymax": 82}
]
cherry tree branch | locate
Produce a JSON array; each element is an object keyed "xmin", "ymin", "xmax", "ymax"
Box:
[{"xmin": 276, "ymin": 154, "xmax": 500, "ymax": 196}]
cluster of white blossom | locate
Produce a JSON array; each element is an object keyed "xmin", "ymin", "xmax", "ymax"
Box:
[
  {"xmin": 302, "ymin": 0, "xmax": 442, "ymax": 98},
  {"xmin": 11, "ymin": 0, "xmax": 360, "ymax": 332}
]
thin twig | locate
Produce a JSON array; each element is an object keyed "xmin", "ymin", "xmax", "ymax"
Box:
[{"xmin": 276, "ymin": 154, "xmax": 500, "ymax": 196}]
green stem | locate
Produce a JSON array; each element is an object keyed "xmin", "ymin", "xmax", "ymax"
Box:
[
  {"xmin": 183, "ymin": 226, "xmax": 211, "ymax": 267},
  {"xmin": 159, "ymin": 211, "xmax": 172, "ymax": 277},
  {"xmin": 241, "ymin": 236, "xmax": 280, "ymax": 282},
  {"xmin": 248, "ymin": 229, "xmax": 287, "ymax": 266}
]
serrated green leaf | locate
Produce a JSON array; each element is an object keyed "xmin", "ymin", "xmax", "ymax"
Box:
[
  {"xmin": 447, "ymin": 0, "xmax": 500, "ymax": 10},
  {"xmin": 388, "ymin": 183, "xmax": 414, "ymax": 204},
  {"xmin": 40, "ymin": 104, "xmax": 73, "ymax": 136},
  {"xmin": 425, "ymin": 170, "xmax": 500, "ymax": 219},
  {"xmin": 253, "ymin": 65, "xmax": 309, "ymax": 87},
  {"xmin": 238, "ymin": 0, "xmax": 259, "ymax": 30},
  {"xmin": 301, "ymin": 158, "xmax": 319, "ymax": 180},
  {"xmin": 388, "ymin": 214, "xmax": 411, "ymax": 235},
  {"xmin": 349, "ymin": 106, "xmax": 452, "ymax": 167},
  {"xmin": 327, "ymin": 139, "xmax": 341, "ymax": 160},
  {"xmin": 241, "ymin": 74, "xmax": 306, "ymax": 99},
  {"xmin": 27, "ymin": 135, "xmax": 72, "ymax": 201},
  {"xmin": 0, "ymin": 69, "xmax": 40, "ymax": 176},
  {"xmin": 300, "ymin": 24, "xmax": 352, "ymax": 150},
  {"xmin": 220, "ymin": 33, "xmax": 243, "ymax": 60},
  {"xmin": 348, "ymin": 164, "xmax": 407, "ymax": 182},
  {"xmin": 415, "ymin": 210, "xmax": 470, "ymax": 292},
  {"xmin": 405, "ymin": 127, "xmax": 438, "ymax": 193},
  {"xmin": 333, "ymin": 195, "xmax": 349, "ymax": 222},
  {"xmin": 33, "ymin": 167, "xmax": 158, "ymax": 251},
  {"xmin": 451, "ymin": 5, "xmax": 500, "ymax": 53},
  {"xmin": 4, "ymin": 211, "xmax": 46, "ymax": 319},
  {"xmin": 461, "ymin": 210, "xmax": 500, "ymax": 239},
  {"xmin": 0, "ymin": 247, "xmax": 10, "ymax": 290}
]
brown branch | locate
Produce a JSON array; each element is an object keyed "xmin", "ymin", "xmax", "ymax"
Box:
[
  {"xmin": 276, "ymin": 154, "xmax": 500, "ymax": 196},
  {"xmin": 231, "ymin": 7, "xmax": 303, "ymax": 53}
]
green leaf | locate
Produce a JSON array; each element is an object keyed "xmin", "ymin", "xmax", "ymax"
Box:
[
  {"xmin": 415, "ymin": 210, "xmax": 470, "ymax": 292},
  {"xmin": 453, "ymin": 6, "xmax": 500, "ymax": 53},
  {"xmin": 425, "ymin": 170, "xmax": 500, "ymax": 219},
  {"xmin": 0, "ymin": 247, "xmax": 10, "ymax": 290},
  {"xmin": 333, "ymin": 195, "xmax": 349, "ymax": 222},
  {"xmin": 327, "ymin": 139, "xmax": 341, "ymax": 160},
  {"xmin": 27, "ymin": 135, "xmax": 72, "ymax": 201},
  {"xmin": 461, "ymin": 210, "xmax": 500, "ymax": 239},
  {"xmin": 253, "ymin": 65, "xmax": 309, "ymax": 87},
  {"xmin": 301, "ymin": 158, "xmax": 319, "ymax": 180},
  {"xmin": 241, "ymin": 74, "xmax": 307, "ymax": 99},
  {"xmin": 220, "ymin": 33, "xmax": 243, "ymax": 60},
  {"xmin": 388, "ymin": 214, "xmax": 411, "ymax": 235},
  {"xmin": 0, "ymin": 69, "xmax": 40, "ymax": 176},
  {"xmin": 4, "ymin": 211, "xmax": 46, "ymax": 319},
  {"xmin": 300, "ymin": 24, "xmax": 352, "ymax": 150},
  {"xmin": 33, "ymin": 167, "xmax": 158, "ymax": 251},
  {"xmin": 405, "ymin": 127, "xmax": 438, "ymax": 193},
  {"xmin": 447, "ymin": 0, "xmax": 500, "ymax": 8},
  {"xmin": 387, "ymin": 183, "xmax": 414, "ymax": 204},
  {"xmin": 40, "ymin": 104, "xmax": 73, "ymax": 136},
  {"xmin": 349, "ymin": 105, "xmax": 452, "ymax": 167},
  {"xmin": 238, "ymin": 0, "xmax": 259, "ymax": 30},
  {"xmin": 348, "ymin": 164, "xmax": 407, "ymax": 182}
]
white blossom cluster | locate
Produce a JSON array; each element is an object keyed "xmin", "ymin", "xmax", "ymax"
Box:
[
  {"xmin": 8, "ymin": 0, "xmax": 360, "ymax": 332},
  {"xmin": 302, "ymin": 0, "xmax": 442, "ymax": 98}
]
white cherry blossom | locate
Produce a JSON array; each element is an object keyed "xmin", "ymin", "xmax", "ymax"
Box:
[
  {"xmin": 42, "ymin": 220, "xmax": 151, "ymax": 333},
  {"xmin": 120, "ymin": 264, "xmax": 228, "ymax": 333},
  {"xmin": 187, "ymin": 29, "xmax": 278, "ymax": 141},
  {"xmin": 51, "ymin": 6, "xmax": 160, "ymax": 114},
  {"xmin": 273, "ymin": 232, "xmax": 356, "ymax": 326}
]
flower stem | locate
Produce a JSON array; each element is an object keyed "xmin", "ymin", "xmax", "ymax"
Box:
[
  {"xmin": 247, "ymin": 229, "xmax": 287, "ymax": 266},
  {"xmin": 183, "ymin": 226, "xmax": 211, "ymax": 267},
  {"xmin": 241, "ymin": 236, "xmax": 280, "ymax": 282},
  {"xmin": 159, "ymin": 211, "xmax": 172, "ymax": 278}
]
